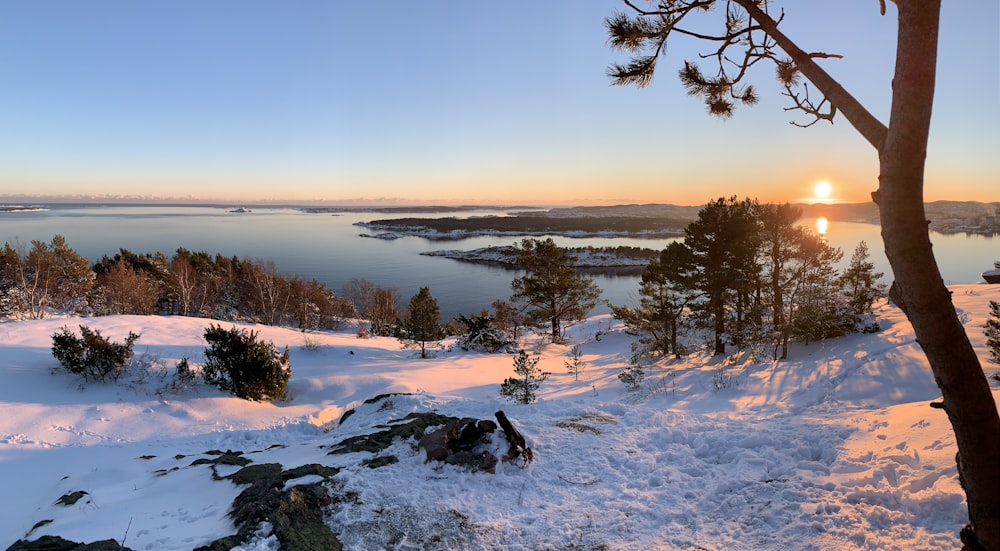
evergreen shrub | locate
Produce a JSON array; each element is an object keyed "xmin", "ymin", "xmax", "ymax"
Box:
[
  {"xmin": 202, "ymin": 324, "xmax": 290, "ymax": 401},
  {"xmin": 51, "ymin": 325, "xmax": 140, "ymax": 382},
  {"xmin": 500, "ymin": 350, "xmax": 549, "ymax": 404}
]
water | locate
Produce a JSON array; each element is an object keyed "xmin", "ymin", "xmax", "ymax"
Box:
[{"xmin": 0, "ymin": 204, "xmax": 996, "ymax": 320}]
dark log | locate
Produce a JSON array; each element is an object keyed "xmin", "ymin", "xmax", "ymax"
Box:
[{"xmin": 495, "ymin": 410, "xmax": 532, "ymax": 463}]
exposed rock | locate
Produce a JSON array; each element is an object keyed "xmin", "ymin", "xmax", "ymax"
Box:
[
  {"xmin": 54, "ymin": 491, "xmax": 88, "ymax": 506},
  {"xmin": 6, "ymin": 536, "xmax": 133, "ymax": 551},
  {"xmin": 445, "ymin": 450, "xmax": 499, "ymax": 473},
  {"xmin": 328, "ymin": 411, "xmax": 455, "ymax": 456},
  {"xmin": 195, "ymin": 462, "xmax": 342, "ymax": 551}
]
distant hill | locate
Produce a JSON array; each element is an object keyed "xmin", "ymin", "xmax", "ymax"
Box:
[
  {"xmin": 800, "ymin": 200, "xmax": 1000, "ymax": 234},
  {"xmin": 357, "ymin": 200, "xmax": 1000, "ymax": 239}
]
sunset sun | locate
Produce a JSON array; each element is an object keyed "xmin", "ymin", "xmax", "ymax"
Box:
[{"xmin": 814, "ymin": 181, "xmax": 832, "ymax": 200}]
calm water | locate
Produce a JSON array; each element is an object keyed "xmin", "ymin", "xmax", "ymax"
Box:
[{"xmin": 0, "ymin": 204, "xmax": 996, "ymax": 320}]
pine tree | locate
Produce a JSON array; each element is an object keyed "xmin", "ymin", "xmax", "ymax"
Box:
[
  {"xmin": 402, "ymin": 286, "xmax": 444, "ymax": 358},
  {"xmin": 618, "ymin": 355, "xmax": 645, "ymax": 392},
  {"xmin": 840, "ymin": 241, "xmax": 887, "ymax": 320},
  {"xmin": 511, "ymin": 238, "xmax": 601, "ymax": 343},
  {"xmin": 611, "ymin": 241, "xmax": 697, "ymax": 359},
  {"xmin": 564, "ymin": 344, "xmax": 584, "ymax": 380},
  {"xmin": 500, "ymin": 350, "xmax": 549, "ymax": 404},
  {"xmin": 683, "ymin": 197, "xmax": 760, "ymax": 355}
]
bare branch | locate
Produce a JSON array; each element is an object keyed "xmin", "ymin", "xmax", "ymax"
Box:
[
  {"xmin": 809, "ymin": 52, "xmax": 844, "ymax": 60},
  {"xmin": 782, "ymin": 82, "xmax": 837, "ymax": 127},
  {"xmin": 732, "ymin": 0, "xmax": 888, "ymax": 149}
]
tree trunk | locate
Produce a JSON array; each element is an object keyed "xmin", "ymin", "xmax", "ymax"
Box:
[{"xmin": 876, "ymin": 3, "xmax": 1000, "ymax": 548}]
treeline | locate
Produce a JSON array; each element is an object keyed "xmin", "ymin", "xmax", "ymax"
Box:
[
  {"xmin": 0, "ymin": 235, "xmax": 574, "ymax": 344},
  {"xmin": 612, "ymin": 197, "xmax": 886, "ymax": 361},
  {"xmin": 0, "ymin": 237, "xmax": 368, "ymax": 331}
]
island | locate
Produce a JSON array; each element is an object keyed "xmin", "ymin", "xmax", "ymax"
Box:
[{"xmin": 421, "ymin": 245, "xmax": 660, "ymax": 275}]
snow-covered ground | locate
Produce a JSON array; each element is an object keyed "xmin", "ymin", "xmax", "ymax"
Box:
[{"xmin": 2, "ymin": 285, "xmax": 999, "ymax": 550}]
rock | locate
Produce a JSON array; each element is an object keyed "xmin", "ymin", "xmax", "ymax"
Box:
[
  {"xmin": 444, "ymin": 450, "xmax": 499, "ymax": 473},
  {"xmin": 419, "ymin": 424, "xmax": 452, "ymax": 462},
  {"xmin": 6, "ymin": 536, "xmax": 133, "ymax": 551}
]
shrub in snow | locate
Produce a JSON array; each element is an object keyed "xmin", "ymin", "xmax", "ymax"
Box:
[
  {"xmin": 174, "ymin": 356, "xmax": 197, "ymax": 384},
  {"xmin": 455, "ymin": 312, "xmax": 515, "ymax": 353},
  {"xmin": 618, "ymin": 355, "xmax": 645, "ymax": 392},
  {"xmin": 500, "ymin": 350, "xmax": 549, "ymax": 404},
  {"xmin": 202, "ymin": 324, "xmax": 290, "ymax": 401},
  {"xmin": 564, "ymin": 344, "xmax": 585, "ymax": 380},
  {"xmin": 50, "ymin": 325, "xmax": 140, "ymax": 382},
  {"xmin": 712, "ymin": 363, "xmax": 741, "ymax": 391}
]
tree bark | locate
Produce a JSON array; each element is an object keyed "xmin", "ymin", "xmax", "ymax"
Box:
[{"xmin": 875, "ymin": 3, "xmax": 1000, "ymax": 548}]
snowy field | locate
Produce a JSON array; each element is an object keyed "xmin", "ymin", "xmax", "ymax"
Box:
[{"xmin": 2, "ymin": 284, "xmax": 999, "ymax": 550}]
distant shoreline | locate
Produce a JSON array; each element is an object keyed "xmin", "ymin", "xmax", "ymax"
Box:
[{"xmin": 2, "ymin": 200, "xmax": 997, "ymax": 236}]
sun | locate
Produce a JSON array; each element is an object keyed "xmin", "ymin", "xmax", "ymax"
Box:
[{"xmin": 814, "ymin": 181, "xmax": 832, "ymax": 200}]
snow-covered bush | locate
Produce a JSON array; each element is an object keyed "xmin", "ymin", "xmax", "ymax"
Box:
[
  {"xmin": 455, "ymin": 313, "xmax": 515, "ymax": 353},
  {"xmin": 50, "ymin": 325, "xmax": 140, "ymax": 382},
  {"xmin": 202, "ymin": 325, "xmax": 290, "ymax": 401}
]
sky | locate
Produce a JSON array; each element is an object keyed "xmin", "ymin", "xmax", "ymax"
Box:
[{"xmin": 0, "ymin": 1, "xmax": 997, "ymax": 206}]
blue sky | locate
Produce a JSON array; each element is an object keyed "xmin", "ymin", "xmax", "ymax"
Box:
[{"xmin": 0, "ymin": 1, "xmax": 997, "ymax": 205}]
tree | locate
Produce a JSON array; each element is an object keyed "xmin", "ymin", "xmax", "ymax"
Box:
[
  {"xmin": 683, "ymin": 197, "xmax": 759, "ymax": 355},
  {"xmin": 168, "ymin": 248, "xmax": 223, "ymax": 318},
  {"xmin": 2, "ymin": 236, "xmax": 94, "ymax": 318},
  {"xmin": 786, "ymin": 236, "xmax": 847, "ymax": 346},
  {"xmin": 840, "ymin": 241, "xmax": 887, "ymax": 320},
  {"xmin": 757, "ymin": 203, "xmax": 805, "ymax": 359},
  {"xmin": 511, "ymin": 238, "xmax": 602, "ymax": 342},
  {"xmin": 499, "ymin": 350, "xmax": 549, "ymax": 404},
  {"xmin": 618, "ymin": 354, "xmax": 646, "ymax": 392},
  {"xmin": 343, "ymin": 277, "xmax": 400, "ymax": 337},
  {"xmin": 612, "ymin": 241, "xmax": 697, "ymax": 359},
  {"xmin": 243, "ymin": 258, "xmax": 291, "ymax": 326},
  {"xmin": 564, "ymin": 343, "xmax": 585, "ymax": 380},
  {"xmin": 94, "ymin": 259, "xmax": 160, "ymax": 315},
  {"xmin": 168, "ymin": 253, "xmax": 204, "ymax": 317},
  {"xmin": 287, "ymin": 276, "xmax": 353, "ymax": 332},
  {"xmin": 606, "ymin": 2, "xmax": 1000, "ymax": 546},
  {"xmin": 756, "ymin": 205, "xmax": 847, "ymax": 358},
  {"xmin": 490, "ymin": 298, "xmax": 525, "ymax": 342},
  {"xmin": 402, "ymin": 286, "xmax": 445, "ymax": 358}
]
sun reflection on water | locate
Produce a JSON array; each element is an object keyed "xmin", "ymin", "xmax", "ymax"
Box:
[{"xmin": 816, "ymin": 216, "xmax": 829, "ymax": 237}]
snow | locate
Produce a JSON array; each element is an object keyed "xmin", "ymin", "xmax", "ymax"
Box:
[
  {"xmin": 2, "ymin": 285, "xmax": 999, "ymax": 550},
  {"xmin": 422, "ymin": 246, "xmax": 653, "ymax": 267}
]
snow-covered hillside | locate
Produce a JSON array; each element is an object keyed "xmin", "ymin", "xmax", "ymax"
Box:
[{"xmin": 2, "ymin": 285, "xmax": 999, "ymax": 550}]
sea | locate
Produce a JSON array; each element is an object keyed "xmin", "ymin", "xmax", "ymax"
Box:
[{"xmin": 1, "ymin": 204, "xmax": 997, "ymax": 320}]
